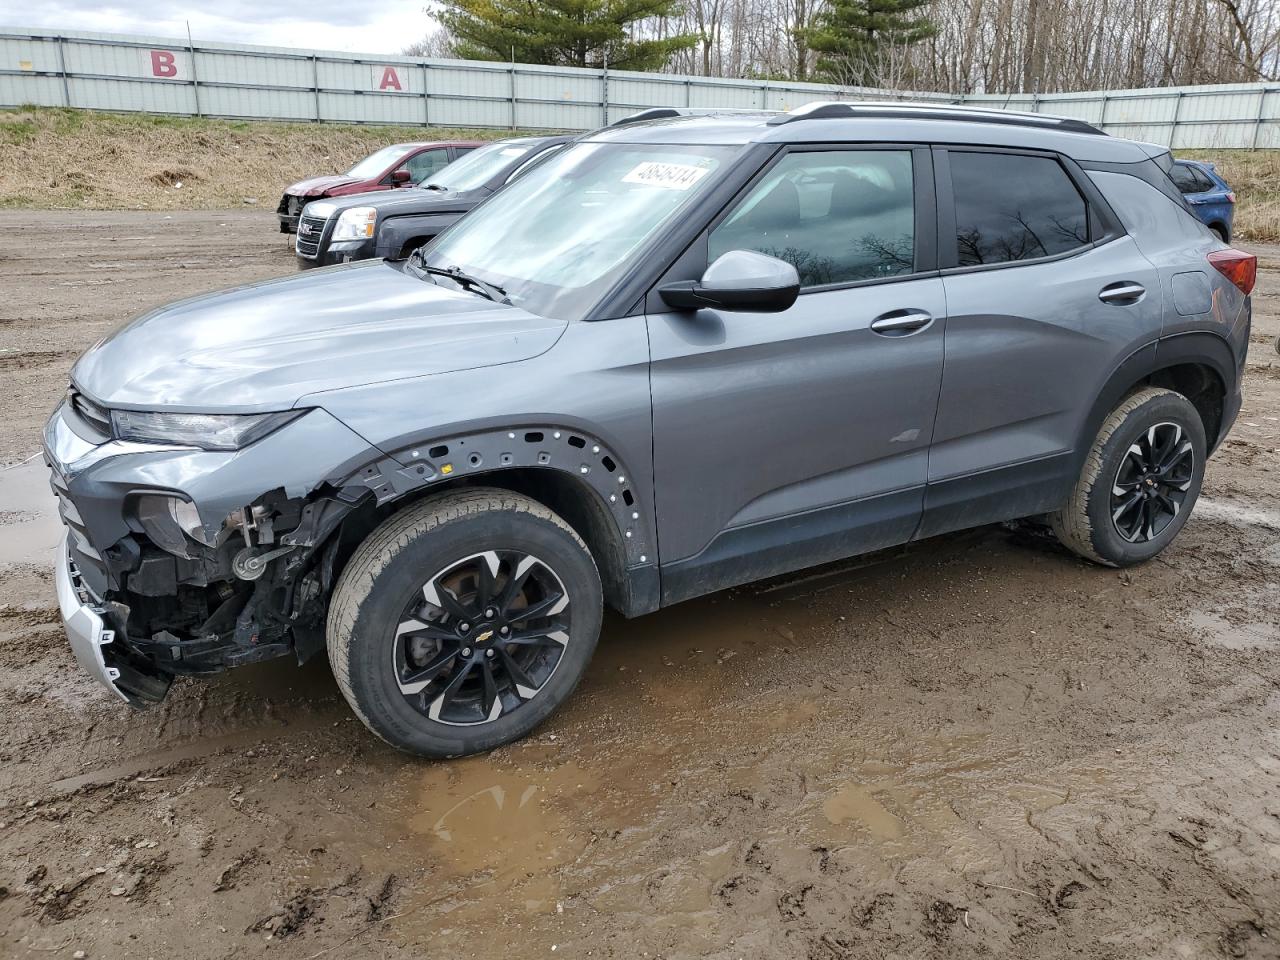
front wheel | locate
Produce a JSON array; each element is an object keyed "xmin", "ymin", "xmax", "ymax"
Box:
[
  {"xmin": 1051, "ymin": 387, "xmax": 1206, "ymax": 567},
  {"xmin": 327, "ymin": 489, "xmax": 602, "ymax": 758}
]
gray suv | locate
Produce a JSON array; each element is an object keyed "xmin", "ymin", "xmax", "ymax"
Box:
[{"xmin": 45, "ymin": 102, "xmax": 1254, "ymax": 758}]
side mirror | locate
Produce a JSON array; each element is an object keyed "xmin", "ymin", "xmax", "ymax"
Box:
[
  {"xmin": 390, "ymin": 169, "xmax": 412, "ymax": 185},
  {"xmin": 659, "ymin": 250, "xmax": 800, "ymax": 313}
]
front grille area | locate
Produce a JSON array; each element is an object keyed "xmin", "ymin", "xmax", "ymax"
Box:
[
  {"xmin": 49, "ymin": 467, "xmax": 109, "ymax": 598},
  {"xmin": 295, "ymin": 215, "xmax": 326, "ymax": 259},
  {"xmin": 69, "ymin": 389, "xmax": 112, "ymax": 439},
  {"xmin": 278, "ymin": 193, "xmax": 306, "ymax": 216}
]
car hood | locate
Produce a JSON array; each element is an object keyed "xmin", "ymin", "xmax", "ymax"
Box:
[
  {"xmin": 321, "ymin": 186, "xmax": 485, "ymax": 216},
  {"xmin": 285, "ymin": 174, "xmax": 362, "ymax": 197},
  {"xmin": 73, "ymin": 261, "xmax": 567, "ymax": 414}
]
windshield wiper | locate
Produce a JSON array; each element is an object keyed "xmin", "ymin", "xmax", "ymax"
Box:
[
  {"xmin": 422, "ymin": 182, "xmax": 449, "ymax": 192},
  {"xmin": 407, "ymin": 250, "xmax": 508, "ymax": 303}
]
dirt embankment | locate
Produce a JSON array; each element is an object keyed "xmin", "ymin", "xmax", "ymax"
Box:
[
  {"xmin": 2, "ymin": 107, "xmax": 1278, "ymax": 241},
  {"xmin": 0, "ymin": 107, "xmax": 512, "ymax": 211}
]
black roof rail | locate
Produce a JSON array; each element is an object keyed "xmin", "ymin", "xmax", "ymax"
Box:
[
  {"xmin": 611, "ymin": 106, "xmax": 780, "ymax": 127},
  {"xmin": 765, "ymin": 100, "xmax": 1106, "ymax": 136}
]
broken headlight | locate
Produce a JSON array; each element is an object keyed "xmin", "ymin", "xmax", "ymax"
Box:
[
  {"xmin": 111, "ymin": 409, "xmax": 305, "ymax": 451},
  {"xmin": 134, "ymin": 493, "xmax": 209, "ymax": 555}
]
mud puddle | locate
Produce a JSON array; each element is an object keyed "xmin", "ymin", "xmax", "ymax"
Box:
[
  {"xmin": 370, "ymin": 574, "xmax": 1135, "ymax": 956},
  {"xmin": 1184, "ymin": 609, "xmax": 1279, "ymax": 650},
  {"xmin": 1195, "ymin": 495, "xmax": 1280, "ymax": 533},
  {"xmin": 0, "ymin": 455, "xmax": 60, "ymax": 566}
]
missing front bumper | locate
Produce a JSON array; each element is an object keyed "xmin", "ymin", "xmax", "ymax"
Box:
[
  {"xmin": 56, "ymin": 535, "xmax": 171, "ymax": 707},
  {"xmin": 56, "ymin": 534, "xmax": 131, "ymax": 704}
]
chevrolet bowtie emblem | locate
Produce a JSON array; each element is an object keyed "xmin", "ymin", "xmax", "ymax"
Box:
[{"xmin": 474, "ymin": 629, "xmax": 494, "ymax": 644}]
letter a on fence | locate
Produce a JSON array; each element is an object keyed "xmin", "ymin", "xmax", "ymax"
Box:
[{"xmin": 378, "ymin": 66, "xmax": 402, "ymax": 91}]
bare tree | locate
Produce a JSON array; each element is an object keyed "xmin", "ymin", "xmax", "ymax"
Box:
[
  {"xmin": 403, "ymin": 24, "xmax": 458, "ymax": 58},
  {"xmin": 418, "ymin": 0, "xmax": 1280, "ymax": 89}
]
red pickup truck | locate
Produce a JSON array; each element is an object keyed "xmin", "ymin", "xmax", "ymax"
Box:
[{"xmin": 276, "ymin": 140, "xmax": 481, "ymax": 233}]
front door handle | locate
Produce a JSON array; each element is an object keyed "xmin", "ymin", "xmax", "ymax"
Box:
[
  {"xmin": 870, "ymin": 311, "xmax": 933, "ymax": 336},
  {"xmin": 1098, "ymin": 282, "xmax": 1146, "ymax": 305}
]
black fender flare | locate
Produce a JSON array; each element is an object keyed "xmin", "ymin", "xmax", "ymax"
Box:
[
  {"xmin": 1073, "ymin": 331, "xmax": 1237, "ymax": 476},
  {"xmin": 374, "ymin": 212, "xmax": 465, "ymax": 259},
  {"xmin": 327, "ymin": 424, "xmax": 660, "ymax": 616}
]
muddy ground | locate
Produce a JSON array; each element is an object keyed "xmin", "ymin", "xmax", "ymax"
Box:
[{"xmin": 1, "ymin": 211, "xmax": 1279, "ymax": 960}]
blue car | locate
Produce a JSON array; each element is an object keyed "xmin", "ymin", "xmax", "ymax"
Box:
[{"xmin": 1170, "ymin": 159, "xmax": 1235, "ymax": 242}]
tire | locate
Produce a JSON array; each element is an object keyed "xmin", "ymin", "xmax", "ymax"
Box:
[
  {"xmin": 327, "ymin": 488, "xmax": 602, "ymax": 758},
  {"xmin": 1051, "ymin": 387, "xmax": 1206, "ymax": 567},
  {"xmin": 1211, "ymin": 224, "xmax": 1229, "ymax": 244}
]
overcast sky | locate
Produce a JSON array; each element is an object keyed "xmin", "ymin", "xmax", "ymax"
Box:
[{"xmin": 3, "ymin": 2, "xmax": 431, "ymax": 54}]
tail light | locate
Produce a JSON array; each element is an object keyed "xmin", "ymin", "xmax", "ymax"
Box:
[
  {"xmin": 1208, "ymin": 248, "xmax": 1257, "ymax": 295},
  {"xmin": 1227, "ymin": 191, "xmax": 1237, "ymax": 204}
]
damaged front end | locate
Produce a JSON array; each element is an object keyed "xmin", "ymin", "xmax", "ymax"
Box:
[{"xmin": 44, "ymin": 388, "xmax": 379, "ymax": 707}]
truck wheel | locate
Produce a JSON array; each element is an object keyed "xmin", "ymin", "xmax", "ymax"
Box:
[
  {"xmin": 327, "ymin": 488, "xmax": 602, "ymax": 758},
  {"xmin": 1051, "ymin": 387, "xmax": 1205, "ymax": 567},
  {"xmin": 1211, "ymin": 224, "xmax": 1229, "ymax": 243}
]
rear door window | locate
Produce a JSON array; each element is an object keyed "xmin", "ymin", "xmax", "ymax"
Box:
[
  {"xmin": 1191, "ymin": 167, "xmax": 1216, "ymax": 192},
  {"xmin": 709, "ymin": 149, "xmax": 916, "ymax": 287},
  {"xmin": 947, "ymin": 151, "xmax": 1089, "ymax": 266},
  {"xmin": 1169, "ymin": 162, "xmax": 1201, "ymax": 193}
]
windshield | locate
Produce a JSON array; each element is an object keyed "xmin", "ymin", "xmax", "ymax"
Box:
[
  {"xmin": 346, "ymin": 145, "xmax": 414, "ymax": 179},
  {"xmin": 429, "ymin": 140, "xmax": 535, "ymax": 191},
  {"xmin": 424, "ymin": 142, "xmax": 734, "ymax": 320}
]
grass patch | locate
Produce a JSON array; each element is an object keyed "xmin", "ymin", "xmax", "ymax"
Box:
[
  {"xmin": 0, "ymin": 109, "xmax": 40, "ymax": 145},
  {"xmin": 0, "ymin": 106, "xmax": 522, "ymax": 211},
  {"xmin": 1181, "ymin": 149, "xmax": 1280, "ymax": 243}
]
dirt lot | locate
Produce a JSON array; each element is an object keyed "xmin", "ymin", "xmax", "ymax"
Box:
[
  {"xmin": 1, "ymin": 210, "xmax": 1279, "ymax": 960},
  {"xmin": 0, "ymin": 108, "xmax": 509, "ymax": 212}
]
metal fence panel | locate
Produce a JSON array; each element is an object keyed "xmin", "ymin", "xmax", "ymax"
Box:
[{"xmin": 2, "ymin": 27, "xmax": 1278, "ymax": 148}]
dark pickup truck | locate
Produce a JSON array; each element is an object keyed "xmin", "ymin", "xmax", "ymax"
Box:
[
  {"xmin": 295, "ymin": 135, "xmax": 572, "ymax": 267},
  {"xmin": 276, "ymin": 140, "xmax": 481, "ymax": 233}
]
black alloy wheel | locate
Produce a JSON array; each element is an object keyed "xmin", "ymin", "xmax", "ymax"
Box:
[
  {"xmin": 393, "ymin": 550, "xmax": 572, "ymax": 726},
  {"xmin": 1109, "ymin": 421, "xmax": 1195, "ymax": 543}
]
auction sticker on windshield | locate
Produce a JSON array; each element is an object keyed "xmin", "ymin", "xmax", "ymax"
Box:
[{"xmin": 622, "ymin": 161, "xmax": 713, "ymax": 191}]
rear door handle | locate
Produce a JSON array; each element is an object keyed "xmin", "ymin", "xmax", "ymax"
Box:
[
  {"xmin": 1098, "ymin": 282, "xmax": 1146, "ymax": 304},
  {"xmin": 870, "ymin": 311, "xmax": 933, "ymax": 336}
]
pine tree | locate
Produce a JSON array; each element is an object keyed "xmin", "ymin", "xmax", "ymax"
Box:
[
  {"xmin": 803, "ymin": 0, "xmax": 936, "ymax": 85},
  {"xmin": 438, "ymin": 0, "xmax": 699, "ymax": 70}
]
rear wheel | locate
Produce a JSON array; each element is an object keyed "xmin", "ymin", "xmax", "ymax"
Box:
[
  {"xmin": 1211, "ymin": 224, "xmax": 1229, "ymax": 243},
  {"xmin": 327, "ymin": 489, "xmax": 602, "ymax": 758},
  {"xmin": 1051, "ymin": 387, "xmax": 1205, "ymax": 566}
]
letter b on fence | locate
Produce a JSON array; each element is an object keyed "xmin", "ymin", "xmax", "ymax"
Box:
[{"xmin": 149, "ymin": 49, "xmax": 179, "ymax": 78}]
